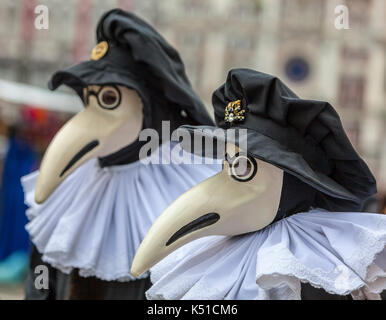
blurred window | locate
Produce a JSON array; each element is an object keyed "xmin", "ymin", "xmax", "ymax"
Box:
[
  {"xmin": 338, "ymin": 76, "xmax": 365, "ymax": 109},
  {"xmin": 178, "ymin": 33, "xmax": 203, "ymax": 48},
  {"xmin": 344, "ymin": 123, "xmax": 360, "ymax": 147},
  {"xmin": 182, "ymin": 0, "xmax": 211, "ymax": 17},
  {"xmin": 280, "ymin": 0, "xmax": 324, "ymax": 30},
  {"xmin": 346, "ymin": 0, "xmax": 373, "ymax": 28},
  {"xmin": 223, "ymin": 36, "xmax": 255, "ymax": 70},
  {"xmin": 229, "ymin": 0, "xmax": 263, "ymax": 19}
]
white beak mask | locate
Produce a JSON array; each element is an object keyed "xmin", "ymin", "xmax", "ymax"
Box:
[
  {"xmin": 131, "ymin": 143, "xmax": 284, "ymax": 277},
  {"xmin": 35, "ymin": 85, "xmax": 143, "ymax": 204}
]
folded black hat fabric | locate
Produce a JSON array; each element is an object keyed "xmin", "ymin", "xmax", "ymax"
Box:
[
  {"xmin": 179, "ymin": 68, "xmax": 377, "ymax": 212},
  {"xmin": 50, "ymin": 9, "xmax": 213, "ymax": 127},
  {"xmin": 48, "ymin": 9, "xmax": 214, "ymax": 166}
]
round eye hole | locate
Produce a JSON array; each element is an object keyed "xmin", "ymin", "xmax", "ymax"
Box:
[
  {"xmin": 229, "ymin": 154, "xmax": 257, "ymax": 182},
  {"xmin": 98, "ymin": 86, "xmax": 121, "ymax": 109}
]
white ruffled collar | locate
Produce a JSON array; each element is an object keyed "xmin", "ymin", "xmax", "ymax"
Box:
[
  {"xmin": 148, "ymin": 209, "xmax": 386, "ymax": 299},
  {"xmin": 23, "ymin": 142, "xmax": 221, "ymax": 281}
]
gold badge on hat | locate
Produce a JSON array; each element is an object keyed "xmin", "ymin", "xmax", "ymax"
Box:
[
  {"xmin": 225, "ymin": 100, "xmax": 246, "ymax": 123},
  {"xmin": 91, "ymin": 41, "xmax": 109, "ymax": 61}
]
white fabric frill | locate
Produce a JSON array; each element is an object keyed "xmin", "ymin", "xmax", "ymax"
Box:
[
  {"xmin": 147, "ymin": 209, "xmax": 386, "ymax": 300},
  {"xmin": 22, "ymin": 142, "xmax": 221, "ymax": 282}
]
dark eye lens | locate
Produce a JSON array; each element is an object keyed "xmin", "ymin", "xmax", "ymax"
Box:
[{"xmin": 101, "ymin": 90, "xmax": 117, "ymax": 106}]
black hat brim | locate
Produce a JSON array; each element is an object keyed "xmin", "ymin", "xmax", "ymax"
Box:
[
  {"xmin": 177, "ymin": 125, "xmax": 359, "ymax": 205},
  {"xmin": 48, "ymin": 60, "xmax": 142, "ymax": 102}
]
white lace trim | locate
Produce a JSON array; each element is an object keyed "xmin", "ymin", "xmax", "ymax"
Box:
[
  {"xmin": 256, "ymin": 215, "xmax": 386, "ymax": 298},
  {"xmin": 147, "ymin": 211, "xmax": 386, "ymax": 299},
  {"xmin": 147, "ymin": 276, "xmax": 224, "ymax": 300},
  {"xmin": 41, "ymin": 255, "xmax": 149, "ymax": 282}
]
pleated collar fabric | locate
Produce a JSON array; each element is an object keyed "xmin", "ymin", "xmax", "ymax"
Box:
[{"xmin": 22, "ymin": 142, "xmax": 221, "ymax": 281}]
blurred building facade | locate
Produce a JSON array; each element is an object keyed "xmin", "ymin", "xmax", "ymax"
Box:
[{"xmin": 0, "ymin": 0, "xmax": 385, "ymax": 193}]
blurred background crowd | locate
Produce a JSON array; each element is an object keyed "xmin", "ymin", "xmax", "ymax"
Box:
[{"xmin": 0, "ymin": 0, "xmax": 385, "ymax": 298}]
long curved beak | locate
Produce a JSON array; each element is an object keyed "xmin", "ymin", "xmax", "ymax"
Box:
[
  {"xmin": 131, "ymin": 162, "xmax": 283, "ymax": 277},
  {"xmin": 35, "ymin": 105, "xmax": 130, "ymax": 204}
]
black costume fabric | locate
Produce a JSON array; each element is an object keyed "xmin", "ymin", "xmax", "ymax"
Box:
[
  {"xmin": 178, "ymin": 69, "xmax": 377, "ymax": 213},
  {"xmin": 25, "ymin": 244, "xmax": 150, "ymax": 300},
  {"xmin": 48, "ymin": 9, "xmax": 213, "ymax": 166},
  {"xmin": 274, "ymin": 173, "xmax": 317, "ymax": 222}
]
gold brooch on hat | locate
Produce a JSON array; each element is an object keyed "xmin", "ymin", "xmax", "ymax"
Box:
[{"xmin": 225, "ymin": 100, "xmax": 246, "ymax": 123}]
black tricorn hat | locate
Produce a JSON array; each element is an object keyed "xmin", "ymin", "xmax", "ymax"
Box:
[
  {"xmin": 178, "ymin": 68, "xmax": 377, "ymax": 212},
  {"xmin": 48, "ymin": 9, "xmax": 213, "ymax": 158}
]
